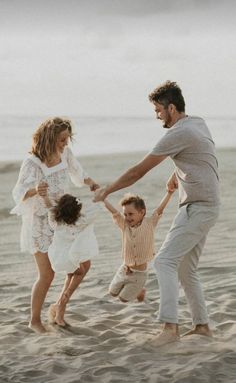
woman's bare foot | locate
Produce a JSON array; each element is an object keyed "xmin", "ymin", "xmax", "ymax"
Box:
[
  {"xmin": 182, "ymin": 324, "xmax": 213, "ymax": 337},
  {"xmin": 137, "ymin": 288, "xmax": 146, "ymax": 302},
  {"xmin": 28, "ymin": 321, "xmax": 47, "ymax": 334}
]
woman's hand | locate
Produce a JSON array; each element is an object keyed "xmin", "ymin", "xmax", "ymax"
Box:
[
  {"xmin": 89, "ymin": 182, "xmax": 100, "ymax": 192},
  {"xmin": 84, "ymin": 177, "xmax": 100, "ymax": 192}
]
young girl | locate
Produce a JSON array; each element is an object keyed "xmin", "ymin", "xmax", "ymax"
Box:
[
  {"xmin": 44, "ymin": 193, "xmax": 101, "ymax": 327},
  {"xmin": 11, "ymin": 117, "xmax": 99, "ymax": 333},
  {"xmin": 103, "ymin": 191, "xmax": 174, "ymax": 303}
]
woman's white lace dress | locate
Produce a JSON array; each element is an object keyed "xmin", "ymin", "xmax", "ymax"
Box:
[{"xmin": 11, "ymin": 147, "xmax": 88, "ymax": 254}]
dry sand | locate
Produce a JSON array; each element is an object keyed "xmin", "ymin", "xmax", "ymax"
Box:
[{"xmin": 0, "ymin": 149, "xmax": 235, "ymax": 383}]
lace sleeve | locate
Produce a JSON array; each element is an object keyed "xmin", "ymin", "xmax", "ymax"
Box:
[
  {"xmin": 11, "ymin": 158, "xmax": 39, "ymax": 215},
  {"xmin": 66, "ymin": 147, "xmax": 88, "ymax": 187}
]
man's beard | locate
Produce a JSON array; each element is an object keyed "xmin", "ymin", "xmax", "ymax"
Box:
[
  {"xmin": 162, "ymin": 112, "xmax": 172, "ymax": 129},
  {"xmin": 163, "ymin": 122, "xmax": 170, "ymax": 129}
]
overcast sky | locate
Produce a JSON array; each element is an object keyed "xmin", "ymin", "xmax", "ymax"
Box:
[{"xmin": 0, "ymin": 0, "xmax": 235, "ymax": 117}]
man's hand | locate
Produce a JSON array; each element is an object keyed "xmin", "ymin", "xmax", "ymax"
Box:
[
  {"xmin": 166, "ymin": 173, "xmax": 178, "ymax": 192},
  {"xmin": 93, "ymin": 187, "xmax": 108, "ymax": 202}
]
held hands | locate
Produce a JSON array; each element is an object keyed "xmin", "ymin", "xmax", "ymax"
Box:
[
  {"xmin": 84, "ymin": 177, "xmax": 100, "ymax": 192},
  {"xmin": 89, "ymin": 182, "xmax": 100, "ymax": 192},
  {"xmin": 93, "ymin": 187, "xmax": 108, "ymax": 202},
  {"xmin": 36, "ymin": 182, "xmax": 48, "ymax": 197},
  {"xmin": 166, "ymin": 173, "xmax": 178, "ymax": 193}
]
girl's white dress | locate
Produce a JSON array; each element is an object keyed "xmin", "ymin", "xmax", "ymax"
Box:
[
  {"xmin": 11, "ymin": 147, "xmax": 88, "ymax": 254},
  {"xmin": 48, "ymin": 204, "xmax": 100, "ymax": 273}
]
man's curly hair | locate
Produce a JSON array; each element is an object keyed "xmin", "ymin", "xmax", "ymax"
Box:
[{"xmin": 149, "ymin": 80, "xmax": 185, "ymax": 112}]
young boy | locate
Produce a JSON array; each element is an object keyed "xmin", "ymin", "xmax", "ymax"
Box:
[{"xmin": 103, "ymin": 191, "xmax": 174, "ymax": 302}]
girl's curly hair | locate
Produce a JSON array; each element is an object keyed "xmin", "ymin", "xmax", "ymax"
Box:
[{"xmin": 53, "ymin": 194, "xmax": 82, "ymax": 225}]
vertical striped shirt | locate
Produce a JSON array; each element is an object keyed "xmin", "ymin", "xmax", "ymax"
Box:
[{"xmin": 112, "ymin": 213, "xmax": 159, "ymax": 267}]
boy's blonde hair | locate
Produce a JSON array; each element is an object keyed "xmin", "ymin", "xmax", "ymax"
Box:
[
  {"xmin": 120, "ymin": 193, "xmax": 146, "ymax": 211},
  {"xmin": 31, "ymin": 117, "xmax": 73, "ymax": 162}
]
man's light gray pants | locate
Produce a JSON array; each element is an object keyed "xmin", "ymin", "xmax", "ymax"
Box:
[{"xmin": 153, "ymin": 203, "xmax": 219, "ymax": 325}]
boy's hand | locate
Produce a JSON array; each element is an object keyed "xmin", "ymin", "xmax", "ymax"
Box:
[{"xmin": 166, "ymin": 173, "xmax": 178, "ymax": 192}]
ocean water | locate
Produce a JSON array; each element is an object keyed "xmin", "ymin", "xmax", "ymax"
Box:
[{"xmin": 0, "ymin": 115, "xmax": 235, "ymax": 162}]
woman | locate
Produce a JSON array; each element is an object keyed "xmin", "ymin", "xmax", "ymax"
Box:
[{"xmin": 11, "ymin": 117, "xmax": 99, "ymax": 333}]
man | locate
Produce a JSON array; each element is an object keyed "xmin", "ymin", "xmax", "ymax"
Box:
[{"xmin": 94, "ymin": 81, "xmax": 220, "ymax": 346}]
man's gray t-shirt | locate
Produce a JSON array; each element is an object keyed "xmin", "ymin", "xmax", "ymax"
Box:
[{"xmin": 150, "ymin": 116, "xmax": 220, "ymax": 206}]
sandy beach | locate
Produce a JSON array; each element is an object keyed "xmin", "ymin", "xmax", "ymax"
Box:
[{"xmin": 0, "ymin": 149, "xmax": 236, "ymax": 383}]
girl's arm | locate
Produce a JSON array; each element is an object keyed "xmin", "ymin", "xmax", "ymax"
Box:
[
  {"xmin": 42, "ymin": 195, "xmax": 53, "ymax": 208},
  {"xmin": 103, "ymin": 199, "xmax": 119, "ymax": 214},
  {"xmin": 48, "ymin": 208, "xmax": 57, "ymax": 230},
  {"xmin": 23, "ymin": 188, "xmax": 37, "ymax": 200}
]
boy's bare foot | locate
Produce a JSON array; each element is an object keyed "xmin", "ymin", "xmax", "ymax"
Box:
[
  {"xmin": 182, "ymin": 324, "xmax": 213, "ymax": 337},
  {"xmin": 137, "ymin": 288, "xmax": 146, "ymax": 302},
  {"xmin": 28, "ymin": 321, "xmax": 47, "ymax": 334}
]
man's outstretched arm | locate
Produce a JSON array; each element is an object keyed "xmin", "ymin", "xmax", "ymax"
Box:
[{"xmin": 94, "ymin": 154, "xmax": 166, "ymax": 201}]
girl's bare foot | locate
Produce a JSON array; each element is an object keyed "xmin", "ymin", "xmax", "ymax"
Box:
[
  {"xmin": 182, "ymin": 324, "xmax": 213, "ymax": 337},
  {"xmin": 137, "ymin": 288, "xmax": 146, "ymax": 302},
  {"xmin": 48, "ymin": 293, "xmax": 69, "ymax": 327},
  {"xmin": 28, "ymin": 321, "xmax": 47, "ymax": 334},
  {"xmin": 48, "ymin": 304, "xmax": 57, "ymax": 324},
  {"xmin": 55, "ymin": 303, "xmax": 66, "ymax": 327}
]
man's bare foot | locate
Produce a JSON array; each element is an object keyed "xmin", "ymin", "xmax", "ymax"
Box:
[
  {"xmin": 28, "ymin": 321, "xmax": 47, "ymax": 334},
  {"xmin": 137, "ymin": 288, "xmax": 146, "ymax": 302},
  {"xmin": 151, "ymin": 327, "xmax": 180, "ymax": 347},
  {"xmin": 182, "ymin": 324, "xmax": 213, "ymax": 337}
]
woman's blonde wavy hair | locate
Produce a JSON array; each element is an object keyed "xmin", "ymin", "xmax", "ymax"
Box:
[{"xmin": 31, "ymin": 117, "xmax": 73, "ymax": 162}]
